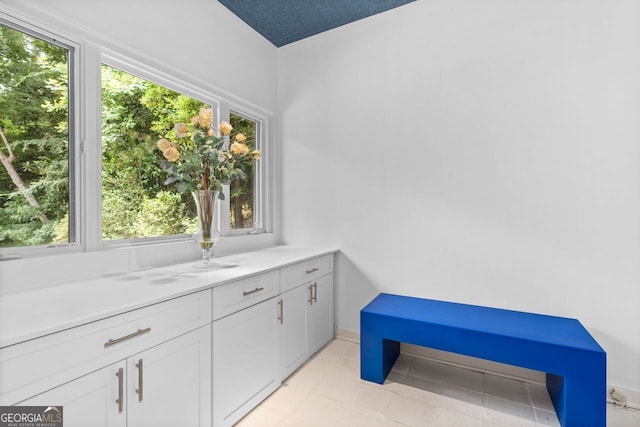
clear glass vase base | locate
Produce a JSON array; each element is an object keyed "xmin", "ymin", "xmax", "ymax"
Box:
[{"xmin": 192, "ymin": 259, "xmax": 239, "ymax": 270}]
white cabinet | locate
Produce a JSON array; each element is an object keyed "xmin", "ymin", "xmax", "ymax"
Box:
[
  {"xmin": 127, "ymin": 326, "xmax": 211, "ymax": 427},
  {"xmin": 281, "ymin": 254, "xmax": 333, "ymax": 292},
  {"xmin": 306, "ymin": 274, "xmax": 335, "ymax": 356},
  {"xmin": 212, "ymin": 297, "xmax": 279, "ymax": 427},
  {"xmin": 279, "ymin": 274, "xmax": 334, "ymax": 379},
  {"xmin": 279, "ymin": 284, "xmax": 308, "ymax": 378},
  {"xmin": 20, "ymin": 326, "xmax": 211, "ymax": 427},
  {"xmin": 279, "ymin": 255, "xmax": 335, "ymax": 379},
  {"xmin": 20, "ymin": 361, "xmax": 127, "ymax": 427},
  {"xmin": 0, "ymin": 248, "xmax": 336, "ymax": 427},
  {"xmin": 3, "ymin": 290, "xmax": 212, "ymax": 427}
]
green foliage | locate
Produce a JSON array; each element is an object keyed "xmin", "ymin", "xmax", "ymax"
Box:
[
  {"xmin": 101, "ymin": 66, "xmax": 163, "ymax": 198},
  {"xmin": 133, "ymin": 191, "xmax": 195, "ymax": 237},
  {"xmin": 101, "ymin": 177, "xmax": 145, "ymax": 240},
  {"xmin": 100, "ymin": 65, "xmax": 209, "ymax": 240},
  {"xmin": 51, "ymin": 213, "xmax": 69, "ymax": 244},
  {"xmin": 0, "ymin": 194, "xmax": 58, "ymax": 246},
  {"xmin": 0, "ymin": 23, "xmax": 70, "ymax": 248},
  {"xmin": 140, "ymin": 85, "xmax": 204, "ymax": 137},
  {"xmin": 102, "ymin": 190, "xmax": 195, "ymax": 240}
]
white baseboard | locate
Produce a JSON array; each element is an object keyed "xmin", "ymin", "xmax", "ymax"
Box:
[
  {"xmin": 337, "ymin": 327, "xmax": 639, "ymax": 408},
  {"xmin": 336, "ymin": 328, "xmax": 359, "ymax": 343}
]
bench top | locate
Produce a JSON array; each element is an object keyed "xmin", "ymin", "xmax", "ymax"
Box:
[{"xmin": 362, "ymin": 293, "xmax": 604, "ymax": 353}]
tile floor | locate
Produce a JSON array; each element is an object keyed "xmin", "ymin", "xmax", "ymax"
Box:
[{"xmin": 236, "ymin": 338, "xmax": 640, "ymax": 427}]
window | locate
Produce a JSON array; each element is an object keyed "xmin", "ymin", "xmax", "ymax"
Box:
[
  {"xmin": 100, "ymin": 63, "xmax": 266, "ymax": 242},
  {"xmin": 0, "ymin": 20, "xmax": 76, "ymax": 249},
  {"xmin": 229, "ymin": 112, "xmax": 260, "ymax": 231},
  {"xmin": 0, "ymin": 15, "xmax": 269, "ymax": 256},
  {"xmin": 100, "ymin": 63, "xmax": 212, "ymax": 241}
]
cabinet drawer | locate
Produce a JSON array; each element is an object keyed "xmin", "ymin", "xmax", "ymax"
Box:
[
  {"xmin": 212, "ymin": 271, "xmax": 279, "ymax": 321},
  {"xmin": 0, "ymin": 289, "xmax": 211, "ymax": 405},
  {"xmin": 281, "ymin": 254, "xmax": 334, "ymax": 293}
]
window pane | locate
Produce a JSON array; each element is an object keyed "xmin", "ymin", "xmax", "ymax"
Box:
[
  {"xmin": 0, "ymin": 23, "xmax": 72, "ymax": 248},
  {"xmin": 229, "ymin": 112, "xmax": 257, "ymax": 230},
  {"xmin": 101, "ymin": 64, "xmax": 207, "ymax": 240}
]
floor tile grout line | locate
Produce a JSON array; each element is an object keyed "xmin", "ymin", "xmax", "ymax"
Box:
[{"xmin": 240, "ymin": 339, "xmax": 572, "ymax": 427}]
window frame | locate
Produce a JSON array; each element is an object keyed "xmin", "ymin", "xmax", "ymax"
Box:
[
  {"xmin": 223, "ymin": 108, "xmax": 267, "ymax": 236},
  {"xmin": 0, "ymin": 12, "xmax": 273, "ymax": 259},
  {"xmin": 0, "ymin": 14, "xmax": 82, "ymax": 257}
]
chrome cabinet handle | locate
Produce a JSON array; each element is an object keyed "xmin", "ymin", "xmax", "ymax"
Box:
[
  {"xmin": 312, "ymin": 282, "xmax": 318, "ymax": 303},
  {"xmin": 306, "ymin": 267, "xmax": 319, "ymax": 274},
  {"xmin": 243, "ymin": 287, "xmax": 264, "ymax": 296},
  {"xmin": 308, "ymin": 285, "xmax": 314, "ymax": 305},
  {"xmin": 104, "ymin": 327, "xmax": 151, "ymax": 348},
  {"xmin": 277, "ymin": 299, "xmax": 283, "ymax": 324},
  {"xmin": 135, "ymin": 359, "xmax": 144, "ymax": 401},
  {"xmin": 116, "ymin": 367, "xmax": 124, "ymax": 413}
]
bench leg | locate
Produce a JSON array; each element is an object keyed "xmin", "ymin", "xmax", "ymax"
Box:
[
  {"xmin": 547, "ymin": 367, "xmax": 606, "ymax": 427},
  {"xmin": 360, "ymin": 333, "xmax": 400, "ymax": 384}
]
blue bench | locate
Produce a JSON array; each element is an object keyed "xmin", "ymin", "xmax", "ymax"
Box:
[{"xmin": 360, "ymin": 293, "xmax": 606, "ymax": 427}]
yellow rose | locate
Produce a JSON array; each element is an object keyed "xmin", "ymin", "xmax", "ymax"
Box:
[
  {"xmin": 229, "ymin": 142, "xmax": 242, "ymax": 154},
  {"xmin": 191, "ymin": 115, "xmax": 198, "ymax": 126},
  {"xmin": 251, "ymin": 149, "xmax": 262, "ymax": 160},
  {"xmin": 162, "ymin": 146, "xmax": 180, "ymax": 162},
  {"xmin": 230, "ymin": 142, "xmax": 249, "ymax": 155},
  {"xmin": 156, "ymin": 138, "xmax": 171, "ymax": 151},
  {"xmin": 218, "ymin": 121, "xmax": 233, "ymax": 136},
  {"xmin": 207, "ymin": 128, "xmax": 215, "ymax": 136},
  {"xmin": 235, "ymin": 133, "xmax": 247, "ymax": 143},
  {"xmin": 197, "ymin": 108, "xmax": 213, "ymax": 128},
  {"xmin": 174, "ymin": 123, "xmax": 188, "ymax": 138}
]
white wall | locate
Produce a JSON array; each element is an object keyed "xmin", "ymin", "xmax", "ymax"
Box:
[{"xmin": 278, "ymin": 0, "xmax": 640, "ymax": 392}]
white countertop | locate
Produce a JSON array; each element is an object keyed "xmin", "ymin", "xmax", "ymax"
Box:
[{"xmin": 0, "ymin": 246, "xmax": 336, "ymax": 349}]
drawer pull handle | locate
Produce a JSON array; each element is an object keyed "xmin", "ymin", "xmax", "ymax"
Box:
[
  {"xmin": 306, "ymin": 267, "xmax": 319, "ymax": 274},
  {"xmin": 136, "ymin": 359, "xmax": 144, "ymax": 401},
  {"xmin": 278, "ymin": 299, "xmax": 283, "ymax": 324},
  {"xmin": 312, "ymin": 282, "xmax": 318, "ymax": 303},
  {"xmin": 243, "ymin": 287, "xmax": 264, "ymax": 296},
  {"xmin": 104, "ymin": 327, "xmax": 151, "ymax": 348},
  {"xmin": 116, "ymin": 367, "xmax": 124, "ymax": 413}
]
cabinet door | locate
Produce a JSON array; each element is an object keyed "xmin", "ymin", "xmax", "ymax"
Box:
[
  {"xmin": 19, "ymin": 361, "xmax": 126, "ymax": 427},
  {"xmin": 280, "ymin": 285, "xmax": 308, "ymax": 379},
  {"xmin": 307, "ymin": 274, "xmax": 334, "ymax": 356},
  {"xmin": 127, "ymin": 325, "xmax": 211, "ymax": 427},
  {"xmin": 213, "ymin": 297, "xmax": 279, "ymax": 427}
]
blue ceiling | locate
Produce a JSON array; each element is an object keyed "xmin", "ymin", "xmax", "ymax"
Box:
[{"xmin": 218, "ymin": 0, "xmax": 416, "ymax": 47}]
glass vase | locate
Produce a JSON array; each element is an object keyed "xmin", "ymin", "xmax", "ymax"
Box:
[{"xmin": 191, "ymin": 190, "xmax": 220, "ymax": 267}]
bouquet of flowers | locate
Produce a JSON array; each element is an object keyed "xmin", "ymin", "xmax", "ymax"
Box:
[
  {"xmin": 156, "ymin": 107, "xmax": 260, "ymax": 264},
  {"xmin": 156, "ymin": 107, "xmax": 260, "ymax": 199}
]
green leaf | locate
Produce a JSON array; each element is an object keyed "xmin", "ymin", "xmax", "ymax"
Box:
[{"xmin": 160, "ymin": 160, "xmax": 174, "ymax": 171}]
